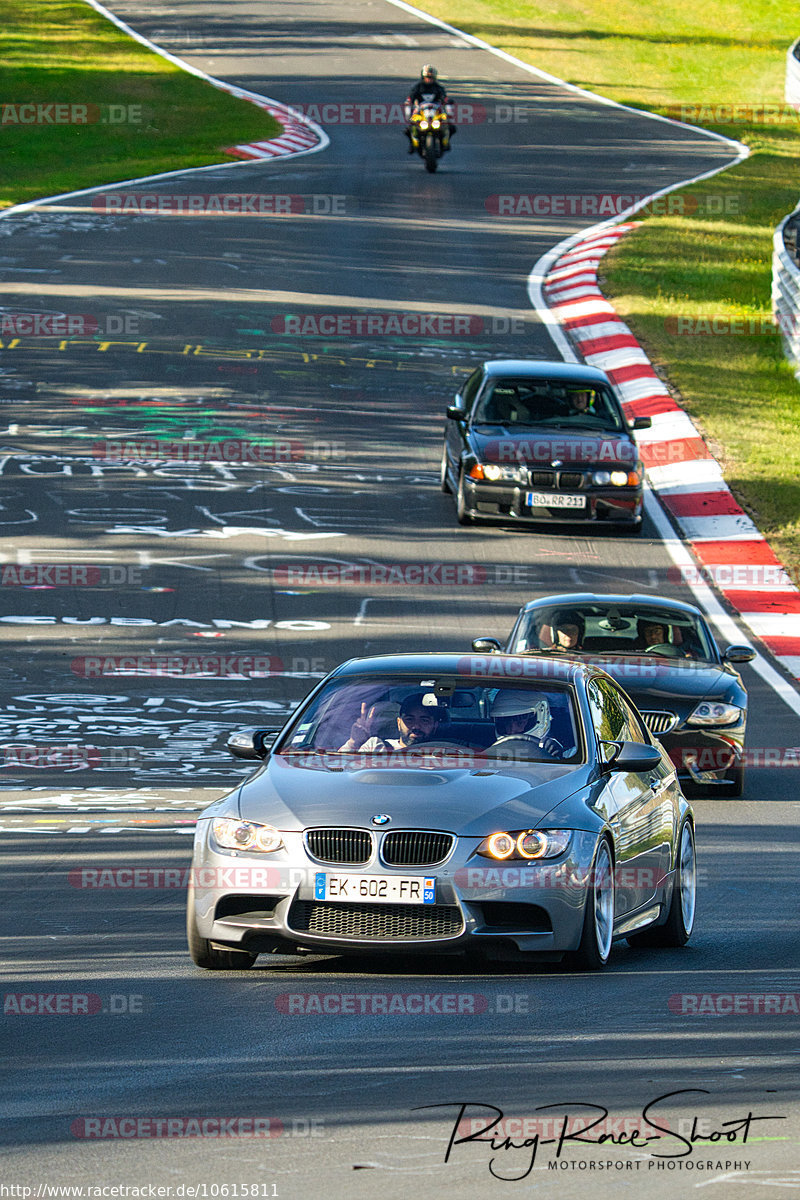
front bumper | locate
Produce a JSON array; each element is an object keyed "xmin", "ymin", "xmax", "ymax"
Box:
[
  {"xmin": 461, "ymin": 478, "xmax": 642, "ymax": 524},
  {"xmin": 661, "ymin": 727, "xmax": 745, "ymax": 787},
  {"xmin": 189, "ymin": 821, "xmax": 602, "ymax": 959}
]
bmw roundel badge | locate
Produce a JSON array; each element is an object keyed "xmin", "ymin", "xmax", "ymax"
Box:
[{"xmin": 371, "ymin": 814, "xmax": 391, "ymax": 826}]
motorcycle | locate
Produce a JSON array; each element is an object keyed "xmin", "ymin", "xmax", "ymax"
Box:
[{"xmin": 408, "ymin": 102, "xmax": 450, "ymax": 172}]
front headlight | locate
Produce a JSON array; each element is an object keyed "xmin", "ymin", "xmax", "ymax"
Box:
[
  {"xmin": 211, "ymin": 817, "xmax": 284, "ymax": 853},
  {"xmin": 477, "ymin": 829, "xmax": 572, "ymax": 860},
  {"xmin": 470, "ymin": 463, "xmax": 522, "ymax": 482},
  {"xmin": 686, "ymin": 701, "xmax": 743, "ymax": 727},
  {"xmin": 592, "ymin": 469, "xmax": 641, "ymax": 487}
]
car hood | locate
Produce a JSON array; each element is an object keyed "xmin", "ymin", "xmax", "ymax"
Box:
[
  {"xmin": 235, "ymin": 753, "xmax": 595, "ymax": 837},
  {"xmin": 586, "ymin": 656, "xmax": 739, "ymax": 713},
  {"xmin": 470, "ymin": 426, "xmax": 637, "ymax": 467}
]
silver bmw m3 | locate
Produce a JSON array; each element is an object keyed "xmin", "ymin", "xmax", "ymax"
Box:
[{"xmin": 187, "ymin": 653, "xmax": 695, "ymax": 972}]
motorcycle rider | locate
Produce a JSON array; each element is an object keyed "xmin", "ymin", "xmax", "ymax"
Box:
[{"xmin": 404, "ymin": 64, "xmax": 456, "ymax": 153}]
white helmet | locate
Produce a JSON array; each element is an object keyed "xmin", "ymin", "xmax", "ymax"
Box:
[{"xmin": 491, "ymin": 691, "xmax": 551, "ymax": 737}]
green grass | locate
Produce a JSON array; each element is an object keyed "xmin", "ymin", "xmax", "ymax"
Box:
[
  {"xmin": 1, "ymin": 0, "xmax": 282, "ymax": 207},
  {"xmin": 423, "ymin": 0, "xmax": 800, "ymax": 575}
]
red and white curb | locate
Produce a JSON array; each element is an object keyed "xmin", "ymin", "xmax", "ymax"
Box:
[
  {"xmin": 543, "ymin": 225, "xmax": 800, "ymax": 681},
  {"xmin": 84, "ymin": 0, "xmax": 327, "ymax": 164},
  {"xmin": 216, "ymin": 88, "xmax": 325, "ymax": 160}
]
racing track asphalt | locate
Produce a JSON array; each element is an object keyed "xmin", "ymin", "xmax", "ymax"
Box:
[{"xmin": 0, "ymin": 1, "xmax": 799, "ymax": 1195}]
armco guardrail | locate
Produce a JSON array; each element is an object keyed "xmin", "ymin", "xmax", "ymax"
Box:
[
  {"xmin": 786, "ymin": 37, "xmax": 800, "ymax": 108},
  {"xmin": 774, "ymin": 40, "xmax": 800, "ymax": 375},
  {"xmin": 772, "ymin": 206, "xmax": 800, "ymax": 373}
]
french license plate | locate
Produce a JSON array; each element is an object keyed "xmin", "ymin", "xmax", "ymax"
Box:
[
  {"xmin": 314, "ymin": 872, "xmax": 435, "ymax": 904},
  {"xmin": 526, "ymin": 491, "xmax": 586, "ymax": 510}
]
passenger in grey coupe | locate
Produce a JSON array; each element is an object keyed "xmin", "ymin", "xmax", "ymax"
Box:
[{"xmin": 340, "ymin": 693, "xmax": 444, "ymax": 751}]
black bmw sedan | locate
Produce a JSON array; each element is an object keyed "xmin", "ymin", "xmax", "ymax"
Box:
[
  {"xmin": 473, "ymin": 594, "xmax": 755, "ymax": 796},
  {"xmin": 440, "ymin": 359, "xmax": 650, "ymax": 530}
]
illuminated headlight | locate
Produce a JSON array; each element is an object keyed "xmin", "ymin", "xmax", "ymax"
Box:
[
  {"xmin": 212, "ymin": 817, "xmax": 284, "ymax": 853},
  {"xmin": 432, "ymin": 119, "xmax": 441, "ymax": 128},
  {"xmin": 686, "ymin": 702, "xmax": 743, "ymax": 727},
  {"xmin": 482, "ymin": 463, "xmax": 523, "ymax": 482},
  {"xmin": 478, "ymin": 829, "xmax": 572, "ymax": 860},
  {"xmin": 419, "ymin": 120, "xmax": 429, "ymax": 130}
]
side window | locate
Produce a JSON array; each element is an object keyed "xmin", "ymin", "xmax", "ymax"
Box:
[
  {"xmin": 461, "ymin": 368, "xmax": 482, "ymax": 413},
  {"xmin": 587, "ymin": 678, "xmax": 649, "ymax": 745},
  {"xmin": 603, "ymin": 679, "xmax": 649, "ymax": 744},
  {"xmin": 586, "ymin": 678, "xmax": 614, "ymax": 741}
]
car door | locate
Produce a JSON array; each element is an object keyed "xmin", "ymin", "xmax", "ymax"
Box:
[
  {"xmin": 444, "ymin": 367, "xmax": 483, "ymax": 483},
  {"xmin": 587, "ymin": 677, "xmax": 674, "ymax": 916}
]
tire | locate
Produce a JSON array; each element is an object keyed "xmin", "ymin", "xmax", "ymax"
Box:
[
  {"xmin": 187, "ymin": 883, "xmax": 257, "ymax": 970},
  {"xmin": 628, "ymin": 820, "xmax": 696, "ymax": 948},
  {"xmin": 455, "ymin": 471, "xmax": 473, "ymax": 525},
  {"xmin": 439, "ymin": 442, "xmax": 451, "ymax": 493},
  {"xmin": 424, "ymin": 134, "xmax": 438, "ymax": 172},
  {"xmin": 569, "ymin": 838, "xmax": 615, "ymax": 970}
]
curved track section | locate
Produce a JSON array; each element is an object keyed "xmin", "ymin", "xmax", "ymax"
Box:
[{"xmin": 1, "ymin": 7, "xmax": 799, "ymax": 1193}]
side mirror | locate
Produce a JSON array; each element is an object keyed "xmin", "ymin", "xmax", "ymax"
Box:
[
  {"xmin": 471, "ymin": 637, "xmax": 502, "ymax": 653},
  {"xmin": 446, "ymin": 405, "xmax": 467, "ymax": 422},
  {"xmin": 632, "ymin": 416, "xmax": 652, "ymax": 430},
  {"xmin": 723, "ymin": 644, "xmax": 756, "ymax": 664},
  {"xmin": 600, "ymin": 741, "xmax": 662, "ymax": 773},
  {"xmin": 226, "ymin": 729, "xmax": 276, "ymax": 760}
]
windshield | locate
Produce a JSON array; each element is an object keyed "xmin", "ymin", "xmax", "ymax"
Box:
[
  {"xmin": 275, "ymin": 674, "xmax": 583, "ymax": 764},
  {"xmin": 472, "ymin": 379, "xmax": 624, "ymax": 432},
  {"xmin": 512, "ymin": 604, "xmax": 717, "ymax": 661}
]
